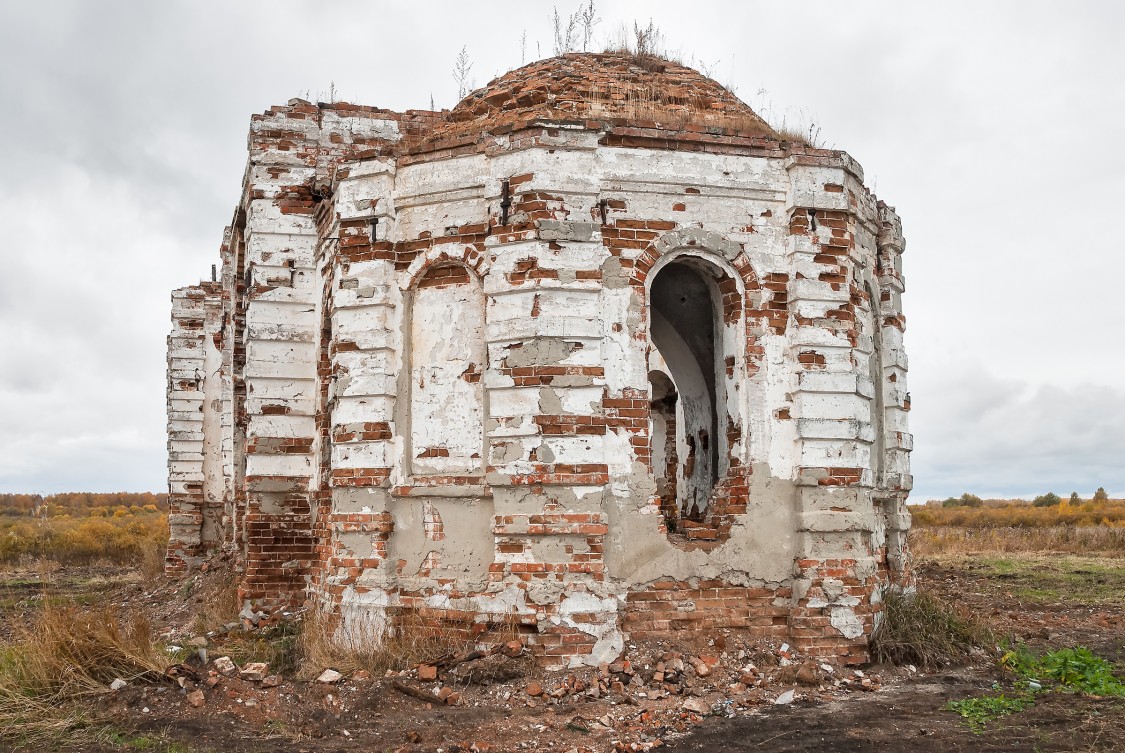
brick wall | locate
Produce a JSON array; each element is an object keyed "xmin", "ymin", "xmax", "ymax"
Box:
[
  {"xmin": 170, "ymin": 54, "xmax": 911, "ymax": 666},
  {"xmin": 166, "ymin": 282, "xmax": 222, "ymax": 574}
]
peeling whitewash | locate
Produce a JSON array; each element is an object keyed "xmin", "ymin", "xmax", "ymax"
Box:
[
  {"xmin": 167, "ymin": 55, "xmax": 913, "ymax": 668},
  {"xmin": 408, "ymin": 270, "xmax": 486, "ymax": 475}
]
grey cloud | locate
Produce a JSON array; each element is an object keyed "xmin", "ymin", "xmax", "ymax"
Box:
[
  {"xmin": 1, "ymin": 0, "xmax": 1123, "ymax": 495},
  {"xmin": 911, "ymin": 364, "xmax": 1125, "ymax": 500}
]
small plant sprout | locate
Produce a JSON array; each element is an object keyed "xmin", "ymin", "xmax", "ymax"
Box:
[
  {"xmin": 945, "ymin": 693, "xmax": 1034, "ymax": 734},
  {"xmin": 552, "ymin": 6, "xmax": 579, "ymax": 55},
  {"xmin": 578, "ymin": 0, "xmax": 600, "ymax": 51},
  {"xmin": 453, "ymin": 45, "xmax": 474, "ymax": 100}
]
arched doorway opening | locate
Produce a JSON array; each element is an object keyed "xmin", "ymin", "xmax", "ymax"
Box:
[{"xmin": 648, "ymin": 257, "xmax": 728, "ymax": 529}]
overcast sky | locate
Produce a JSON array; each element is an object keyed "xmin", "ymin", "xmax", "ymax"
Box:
[{"xmin": 0, "ymin": 1, "xmax": 1122, "ymax": 501}]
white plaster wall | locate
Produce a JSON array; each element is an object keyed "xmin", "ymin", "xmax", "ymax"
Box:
[
  {"xmin": 300, "ymin": 127, "xmax": 911, "ymax": 648},
  {"xmin": 200, "ymin": 301, "xmax": 225, "ymax": 544},
  {"xmin": 408, "ymin": 276, "xmax": 486, "ymax": 475}
]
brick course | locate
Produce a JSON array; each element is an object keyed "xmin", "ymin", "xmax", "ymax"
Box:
[{"xmin": 167, "ymin": 53, "xmax": 912, "ymax": 667}]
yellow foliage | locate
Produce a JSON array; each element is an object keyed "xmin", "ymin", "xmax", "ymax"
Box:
[
  {"xmin": 912, "ymin": 499, "xmax": 1125, "ymax": 529},
  {"xmin": 0, "ymin": 514, "xmax": 168, "ymax": 566}
]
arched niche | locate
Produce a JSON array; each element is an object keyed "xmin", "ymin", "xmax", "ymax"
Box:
[{"xmin": 407, "ymin": 264, "xmax": 486, "ymax": 476}]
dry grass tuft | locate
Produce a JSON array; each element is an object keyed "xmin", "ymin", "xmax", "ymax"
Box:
[
  {"xmin": 0, "ymin": 601, "xmax": 170, "ymax": 745},
  {"xmin": 602, "ymin": 20, "xmax": 679, "ymax": 70},
  {"xmin": 191, "ymin": 569, "xmax": 242, "ymax": 636},
  {"xmin": 296, "ymin": 609, "xmax": 520, "ymax": 680},
  {"xmin": 770, "ymin": 121, "xmax": 823, "ymax": 147},
  {"xmin": 870, "ymin": 589, "xmax": 996, "ymax": 670},
  {"xmin": 1, "ymin": 602, "xmax": 169, "ymax": 695},
  {"xmin": 138, "ymin": 534, "xmax": 168, "ymax": 585}
]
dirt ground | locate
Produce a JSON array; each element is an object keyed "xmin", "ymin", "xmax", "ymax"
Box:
[{"xmin": 1, "ymin": 554, "xmax": 1122, "ymax": 752}]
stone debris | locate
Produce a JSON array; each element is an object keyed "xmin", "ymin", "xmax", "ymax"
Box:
[
  {"xmin": 239, "ymin": 662, "xmax": 269, "ymax": 682},
  {"xmin": 109, "ymin": 678, "xmax": 127, "ymax": 691},
  {"xmin": 795, "ymin": 664, "xmax": 820, "ymax": 686},
  {"xmin": 102, "ymin": 546, "xmax": 1010, "ymax": 753},
  {"xmin": 134, "ymin": 616, "xmax": 893, "ymax": 753},
  {"xmin": 212, "ymin": 656, "xmax": 237, "ymax": 676},
  {"xmin": 681, "ymin": 698, "xmax": 708, "ymax": 714},
  {"xmin": 238, "ymin": 604, "xmax": 264, "ymax": 628},
  {"xmin": 436, "ymin": 686, "xmax": 463, "ymax": 705},
  {"xmin": 316, "ymin": 669, "xmax": 343, "ymax": 684},
  {"xmin": 688, "ymin": 656, "xmax": 712, "ymax": 678}
]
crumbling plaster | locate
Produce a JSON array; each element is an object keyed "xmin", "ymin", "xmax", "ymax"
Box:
[{"xmin": 168, "ymin": 54, "xmax": 911, "ymax": 668}]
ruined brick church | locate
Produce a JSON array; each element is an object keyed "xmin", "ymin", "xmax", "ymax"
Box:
[{"xmin": 166, "ymin": 53, "xmax": 912, "ymax": 667}]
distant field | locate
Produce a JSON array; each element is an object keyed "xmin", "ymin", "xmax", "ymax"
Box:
[
  {"xmin": 912, "ymin": 496, "xmax": 1125, "ymax": 527},
  {"xmin": 0, "ymin": 493, "xmax": 168, "ymax": 568},
  {"xmin": 910, "ymin": 495, "xmax": 1125, "ymax": 556}
]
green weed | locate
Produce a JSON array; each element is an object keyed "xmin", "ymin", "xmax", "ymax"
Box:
[
  {"xmin": 946, "ymin": 645, "xmax": 1125, "ymax": 733},
  {"xmin": 1002, "ymin": 645, "xmax": 1125, "ymax": 697},
  {"xmin": 218, "ymin": 621, "xmax": 301, "ymax": 676},
  {"xmin": 945, "ymin": 693, "xmax": 1034, "ymax": 734}
]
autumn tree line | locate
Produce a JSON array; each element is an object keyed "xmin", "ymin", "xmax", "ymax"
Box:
[
  {"xmin": 0, "ymin": 492, "xmax": 168, "ymax": 519},
  {"xmin": 913, "ymin": 489, "xmax": 1124, "ymax": 529},
  {"xmin": 0, "ymin": 493, "xmax": 168, "ymax": 566}
]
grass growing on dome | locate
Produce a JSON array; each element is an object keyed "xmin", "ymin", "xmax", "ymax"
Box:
[
  {"xmin": 597, "ymin": 20, "xmax": 822, "ymax": 145},
  {"xmin": 603, "ymin": 21, "xmax": 679, "ymax": 69}
]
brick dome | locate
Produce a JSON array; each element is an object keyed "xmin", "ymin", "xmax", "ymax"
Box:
[{"xmin": 441, "ymin": 52, "xmax": 779, "ymax": 139}]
